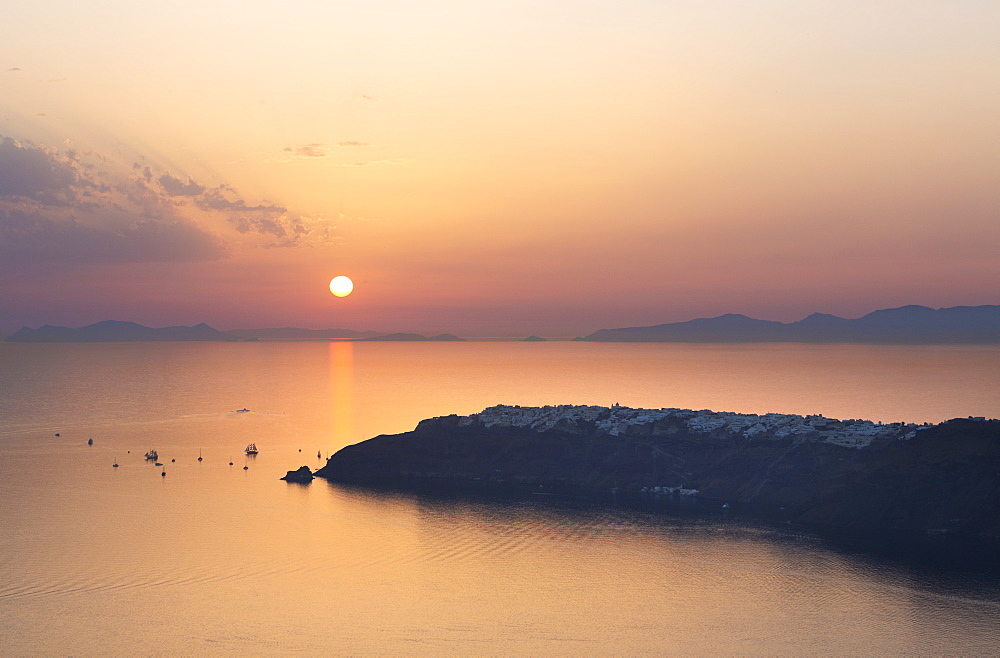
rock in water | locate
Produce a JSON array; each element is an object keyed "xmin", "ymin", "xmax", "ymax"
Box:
[{"xmin": 281, "ymin": 466, "xmax": 314, "ymax": 483}]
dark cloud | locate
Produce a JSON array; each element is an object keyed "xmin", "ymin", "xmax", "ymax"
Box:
[
  {"xmin": 0, "ymin": 137, "xmax": 78, "ymax": 204},
  {"xmin": 196, "ymin": 187, "xmax": 285, "ymax": 213},
  {"xmin": 158, "ymin": 172, "xmax": 205, "ymax": 196},
  {"xmin": 230, "ymin": 215, "xmax": 288, "ymax": 238},
  {"xmin": 0, "ymin": 134, "xmax": 337, "ymax": 269},
  {"xmin": 0, "ymin": 137, "xmax": 227, "ymax": 268},
  {"xmin": 0, "ymin": 208, "xmax": 225, "ymax": 271}
]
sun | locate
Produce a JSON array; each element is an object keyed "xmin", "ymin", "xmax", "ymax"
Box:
[{"xmin": 329, "ymin": 275, "xmax": 354, "ymax": 297}]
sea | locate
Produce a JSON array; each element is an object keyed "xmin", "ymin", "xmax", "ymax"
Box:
[{"xmin": 1, "ymin": 340, "xmax": 999, "ymax": 655}]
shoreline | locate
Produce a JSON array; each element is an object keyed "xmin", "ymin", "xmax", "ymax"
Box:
[{"xmin": 313, "ymin": 404, "xmax": 1000, "ymax": 545}]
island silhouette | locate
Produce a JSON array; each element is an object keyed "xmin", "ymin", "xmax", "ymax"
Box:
[
  {"xmin": 6, "ymin": 305, "xmax": 998, "ymax": 343},
  {"xmin": 579, "ymin": 304, "xmax": 1000, "ymax": 343}
]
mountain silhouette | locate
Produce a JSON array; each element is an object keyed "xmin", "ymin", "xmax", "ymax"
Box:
[
  {"xmin": 7, "ymin": 320, "xmax": 236, "ymax": 342},
  {"xmin": 581, "ymin": 305, "xmax": 1000, "ymax": 343}
]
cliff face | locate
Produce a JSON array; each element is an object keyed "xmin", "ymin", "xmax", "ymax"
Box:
[
  {"xmin": 797, "ymin": 420, "xmax": 1000, "ymax": 537},
  {"xmin": 314, "ymin": 405, "xmax": 1000, "ymax": 540}
]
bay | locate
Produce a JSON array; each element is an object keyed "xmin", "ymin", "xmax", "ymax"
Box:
[{"xmin": 1, "ymin": 341, "xmax": 998, "ymax": 655}]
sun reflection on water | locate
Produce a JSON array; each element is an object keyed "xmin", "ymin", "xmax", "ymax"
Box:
[{"xmin": 329, "ymin": 341, "xmax": 355, "ymax": 451}]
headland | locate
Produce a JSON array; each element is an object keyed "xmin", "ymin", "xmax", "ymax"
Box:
[{"xmin": 315, "ymin": 404, "xmax": 1000, "ymax": 541}]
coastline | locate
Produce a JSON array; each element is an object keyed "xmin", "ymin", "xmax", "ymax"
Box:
[{"xmin": 314, "ymin": 404, "xmax": 1000, "ymax": 545}]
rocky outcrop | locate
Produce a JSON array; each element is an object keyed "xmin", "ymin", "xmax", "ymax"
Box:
[
  {"xmin": 281, "ymin": 466, "xmax": 314, "ymax": 483},
  {"xmin": 315, "ymin": 405, "xmax": 1000, "ymax": 540}
]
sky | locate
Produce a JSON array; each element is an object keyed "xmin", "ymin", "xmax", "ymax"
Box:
[{"xmin": 1, "ymin": 0, "xmax": 998, "ymax": 336}]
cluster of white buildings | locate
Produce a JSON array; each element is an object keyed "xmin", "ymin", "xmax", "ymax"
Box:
[{"xmin": 458, "ymin": 403, "xmax": 930, "ymax": 449}]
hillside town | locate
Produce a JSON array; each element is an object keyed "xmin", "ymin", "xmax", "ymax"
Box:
[{"xmin": 458, "ymin": 403, "xmax": 936, "ymax": 449}]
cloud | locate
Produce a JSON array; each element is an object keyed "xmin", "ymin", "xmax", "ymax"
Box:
[
  {"xmin": 158, "ymin": 172, "xmax": 205, "ymax": 196},
  {"xmin": 339, "ymin": 159, "xmax": 411, "ymax": 167},
  {"xmin": 0, "ymin": 208, "xmax": 225, "ymax": 271},
  {"xmin": 0, "ymin": 136, "xmax": 226, "ymax": 269},
  {"xmin": 0, "ymin": 137, "xmax": 79, "ymax": 204},
  {"xmin": 196, "ymin": 185, "xmax": 285, "ymax": 213},
  {"xmin": 230, "ymin": 214, "xmax": 289, "ymax": 238},
  {"xmin": 0, "ymin": 134, "xmax": 346, "ymax": 272},
  {"xmin": 283, "ymin": 144, "xmax": 327, "ymax": 158},
  {"xmin": 275, "ymin": 141, "xmax": 370, "ymax": 162},
  {"xmin": 6, "ymin": 67, "xmax": 21, "ymax": 72}
]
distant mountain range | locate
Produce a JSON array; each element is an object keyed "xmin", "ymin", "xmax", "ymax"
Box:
[
  {"xmin": 7, "ymin": 305, "xmax": 999, "ymax": 343},
  {"xmin": 580, "ymin": 305, "xmax": 1000, "ymax": 343},
  {"xmin": 6, "ymin": 320, "xmax": 237, "ymax": 342},
  {"xmin": 5, "ymin": 321, "xmax": 466, "ymax": 343},
  {"xmin": 226, "ymin": 327, "xmax": 380, "ymax": 341},
  {"xmin": 358, "ymin": 332, "xmax": 465, "ymax": 342}
]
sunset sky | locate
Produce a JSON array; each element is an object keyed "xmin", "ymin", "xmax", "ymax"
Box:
[{"xmin": 2, "ymin": 1, "xmax": 998, "ymax": 336}]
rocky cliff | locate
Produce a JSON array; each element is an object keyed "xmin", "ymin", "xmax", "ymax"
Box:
[{"xmin": 315, "ymin": 404, "xmax": 1000, "ymax": 540}]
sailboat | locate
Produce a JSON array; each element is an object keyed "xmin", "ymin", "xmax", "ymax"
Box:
[
  {"xmin": 144, "ymin": 449, "xmax": 158, "ymax": 461},
  {"xmin": 198, "ymin": 449, "xmax": 203, "ymax": 462},
  {"xmin": 245, "ymin": 443, "xmax": 258, "ymax": 455}
]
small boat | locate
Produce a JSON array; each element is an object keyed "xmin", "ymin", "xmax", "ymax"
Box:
[
  {"xmin": 197, "ymin": 449, "xmax": 203, "ymax": 462},
  {"xmin": 144, "ymin": 449, "xmax": 158, "ymax": 461},
  {"xmin": 113, "ymin": 458, "xmax": 119, "ymax": 468},
  {"xmin": 235, "ymin": 408, "xmax": 250, "ymax": 413},
  {"xmin": 245, "ymin": 443, "xmax": 258, "ymax": 455},
  {"xmin": 87, "ymin": 438, "xmax": 93, "ymax": 446}
]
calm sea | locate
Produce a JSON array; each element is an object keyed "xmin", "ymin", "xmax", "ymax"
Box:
[{"xmin": 1, "ymin": 341, "xmax": 999, "ymax": 655}]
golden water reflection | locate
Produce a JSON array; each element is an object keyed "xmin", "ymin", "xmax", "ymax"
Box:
[{"xmin": 329, "ymin": 341, "xmax": 355, "ymax": 451}]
